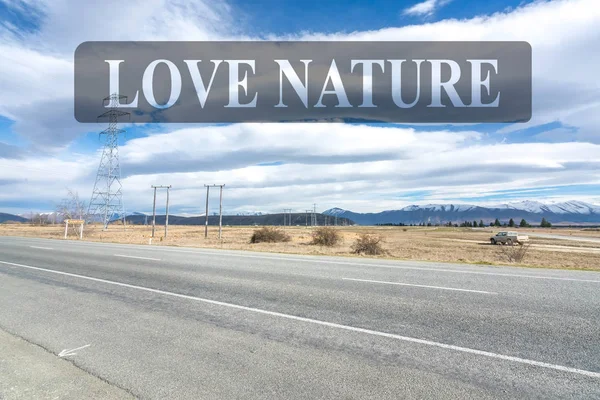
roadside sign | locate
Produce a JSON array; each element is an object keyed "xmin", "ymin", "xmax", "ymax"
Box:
[{"xmin": 64, "ymin": 219, "xmax": 85, "ymax": 239}]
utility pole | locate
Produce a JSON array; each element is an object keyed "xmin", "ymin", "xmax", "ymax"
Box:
[
  {"xmin": 204, "ymin": 184, "xmax": 225, "ymax": 239},
  {"xmin": 218, "ymin": 185, "xmax": 224, "ymax": 239},
  {"xmin": 151, "ymin": 185, "xmax": 171, "ymax": 238},
  {"xmin": 204, "ymin": 185, "xmax": 210, "ymax": 238},
  {"xmin": 165, "ymin": 186, "xmax": 171, "ymax": 237},
  {"xmin": 283, "ymin": 209, "xmax": 292, "ymax": 226},
  {"xmin": 151, "ymin": 186, "xmax": 157, "ymax": 238},
  {"xmin": 305, "ymin": 210, "xmax": 311, "ymax": 226}
]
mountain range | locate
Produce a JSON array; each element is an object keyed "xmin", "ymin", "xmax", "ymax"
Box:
[
  {"xmin": 0, "ymin": 213, "xmax": 28, "ymax": 223},
  {"xmin": 4, "ymin": 200, "xmax": 600, "ymax": 226},
  {"xmin": 323, "ymin": 200, "xmax": 600, "ymax": 226},
  {"xmin": 123, "ymin": 213, "xmax": 352, "ymax": 226},
  {"xmin": 1, "ymin": 211, "xmax": 353, "ymax": 226}
]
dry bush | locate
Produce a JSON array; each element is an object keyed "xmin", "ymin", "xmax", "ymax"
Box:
[
  {"xmin": 250, "ymin": 227, "xmax": 291, "ymax": 243},
  {"xmin": 310, "ymin": 227, "xmax": 342, "ymax": 246},
  {"xmin": 497, "ymin": 242, "xmax": 531, "ymax": 263},
  {"xmin": 351, "ymin": 234, "xmax": 385, "ymax": 255}
]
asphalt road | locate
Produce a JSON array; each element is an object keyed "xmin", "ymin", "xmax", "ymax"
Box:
[{"xmin": 0, "ymin": 236, "xmax": 599, "ymax": 399}]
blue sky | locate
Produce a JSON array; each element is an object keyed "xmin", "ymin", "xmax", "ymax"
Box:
[
  {"xmin": 232, "ymin": 0, "xmax": 529, "ymax": 35},
  {"xmin": 0, "ymin": 0, "xmax": 599, "ymax": 215}
]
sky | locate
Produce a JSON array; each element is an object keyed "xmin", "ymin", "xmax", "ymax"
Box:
[{"xmin": 0, "ymin": 0, "xmax": 599, "ymax": 215}]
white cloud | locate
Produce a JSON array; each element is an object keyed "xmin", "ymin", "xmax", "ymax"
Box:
[
  {"xmin": 300, "ymin": 0, "xmax": 600, "ymax": 141},
  {"xmin": 0, "ymin": 0, "xmax": 237, "ymax": 150},
  {"xmin": 403, "ymin": 0, "xmax": 449, "ymax": 17},
  {"xmin": 2, "ymin": 0, "xmax": 599, "ymax": 148},
  {"xmin": 1, "ymin": 123, "xmax": 599, "ymax": 214},
  {"xmin": 1, "ymin": 0, "xmax": 600, "ymax": 213}
]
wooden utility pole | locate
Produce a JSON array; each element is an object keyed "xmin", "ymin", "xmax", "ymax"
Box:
[
  {"xmin": 204, "ymin": 184, "xmax": 225, "ymax": 239},
  {"xmin": 218, "ymin": 185, "xmax": 224, "ymax": 239},
  {"xmin": 151, "ymin": 186, "xmax": 157, "ymax": 238},
  {"xmin": 151, "ymin": 185, "xmax": 171, "ymax": 238}
]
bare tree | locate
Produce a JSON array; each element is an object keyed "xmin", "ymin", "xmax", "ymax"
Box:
[
  {"xmin": 55, "ymin": 189, "xmax": 88, "ymax": 235},
  {"xmin": 29, "ymin": 213, "xmax": 51, "ymax": 226}
]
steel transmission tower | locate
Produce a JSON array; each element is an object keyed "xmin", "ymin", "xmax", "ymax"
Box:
[{"xmin": 88, "ymin": 94, "xmax": 130, "ymax": 229}]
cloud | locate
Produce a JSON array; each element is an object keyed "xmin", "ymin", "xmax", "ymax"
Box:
[
  {"xmin": 0, "ymin": 141, "xmax": 25, "ymax": 158},
  {"xmin": 1, "ymin": 0, "xmax": 600, "ymax": 214},
  {"xmin": 299, "ymin": 0, "xmax": 600, "ymax": 144},
  {"xmin": 0, "ymin": 0, "xmax": 237, "ymax": 150},
  {"xmin": 2, "ymin": 0, "xmax": 599, "ymax": 149},
  {"xmin": 1, "ymin": 123, "xmax": 599, "ymax": 214},
  {"xmin": 119, "ymin": 123, "xmax": 479, "ymax": 176},
  {"xmin": 403, "ymin": 0, "xmax": 450, "ymax": 17}
]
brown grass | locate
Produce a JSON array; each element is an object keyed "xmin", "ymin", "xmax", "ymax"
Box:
[{"xmin": 1, "ymin": 223, "xmax": 599, "ymax": 271}]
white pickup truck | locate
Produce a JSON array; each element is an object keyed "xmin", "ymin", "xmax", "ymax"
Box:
[{"xmin": 490, "ymin": 231, "xmax": 529, "ymax": 245}]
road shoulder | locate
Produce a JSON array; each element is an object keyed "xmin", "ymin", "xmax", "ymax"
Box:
[{"xmin": 0, "ymin": 327, "xmax": 133, "ymax": 400}]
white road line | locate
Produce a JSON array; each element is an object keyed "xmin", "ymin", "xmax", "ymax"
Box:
[
  {"xmin": 29, "ymin": 246, "xmax": 53, "ymax": 250},
  {"xmin": 4, "ymin": 237, "xmax": 600, "ymax": 283},
  {"xmin": 113, "ymin": 254, "xmax": 161, "ymax": 261},
  {"xmin": 342, "ymin": 278, "xmax": 497, "ymax": 295},
  {"xmin": 0, "ymin": 260, "xmax": 598, "ymax": 379}
]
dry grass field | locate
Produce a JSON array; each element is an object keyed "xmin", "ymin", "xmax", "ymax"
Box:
[{"xmin": 1, "ymin": 223, "xmax": 599, "ymax": 271}]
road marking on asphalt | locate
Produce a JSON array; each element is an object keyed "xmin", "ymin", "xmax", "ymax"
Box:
[
  {"xmin": 58, "ymin": 344, "xmax": 90, "ymax": 358},
  {"xmin": 1, "ymin": 259, "xmax": 598, "ymax": 379},
  {"xmin": 113, "ymin": 254, "xmax": 161, "ymax": 261},
  {"xmin": 342, "ymin": 278, "xmax": 497, "ymax": 294},
  {"xmin": 4, "ymin": 237, "xmax": 600, "ymax": 283},
  {"xmin": 29, "ymin": 246, "xmax": 53, "ymax": 250}
]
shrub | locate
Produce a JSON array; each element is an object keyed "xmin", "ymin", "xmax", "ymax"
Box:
[
  {"xmin": 250, "ymin": 226, "xmax": 290, "ymax": 243},
  {"xmin": 497, "ymin": 242, "xmax": 531, "ymax": 263},
  {"xmin": 351, "ymin": 234, "xmax": 385, "ymax": 255},
  {"xmin": 310, "ymin": 227, "xmax": 341, "ymax": 246}
]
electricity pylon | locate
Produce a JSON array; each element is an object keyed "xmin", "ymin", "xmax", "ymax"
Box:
[{"xmin": 88, "ymin": 93, "xmax": 129, "ymax": 229}]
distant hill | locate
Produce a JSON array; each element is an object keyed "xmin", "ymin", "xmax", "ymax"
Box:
[
  {"xmin": 324, "ymin": 200, "xmax": 600, "ymax": 226},
  {"xmin": 123, "ymin": 213, "xmax": 354, "ymax": 226},
  {"xmin": 0, "ymin": 213, "xmax": 28, "ymax": 223}
]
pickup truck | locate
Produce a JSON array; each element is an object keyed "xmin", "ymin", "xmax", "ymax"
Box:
[{"xmin": 490, "ymin": 231, "xmax": 529, "ymax": 245}]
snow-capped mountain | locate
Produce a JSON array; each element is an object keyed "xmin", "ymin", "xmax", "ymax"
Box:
[
  {"xmin": 235, "ymin": 211, "xmax": 264, "ymax": 216},
  {"xmin": 323, "ymin": 200, "xmax": 600, "ymax": 225},
  {"xmin": 400, "ymin": 204, "xmax": 479, "ymax": 213},
  {"xmin": 492, "ymin": 200, "xmax": 600, "ymax": 215},
  {"xmin": 324, "ymin": 207, "xmax": 347, "ymax": 216}
]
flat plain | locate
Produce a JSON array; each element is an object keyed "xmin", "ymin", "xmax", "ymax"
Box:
[{"xmin": 1, "ymin": 223, "xmax": 599, "ymax": 270}]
